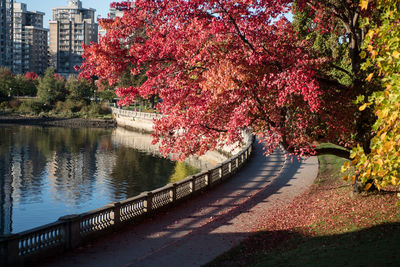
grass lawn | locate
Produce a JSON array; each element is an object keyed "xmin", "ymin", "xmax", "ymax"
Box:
[{"xmin": 206, "ymin": 146, "xmax": 400, "ymax": 266}]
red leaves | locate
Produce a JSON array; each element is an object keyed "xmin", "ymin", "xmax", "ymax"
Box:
[
  {"xmin": 80, "ymin": 0, "xmax": 348, "ymax": 159},
  {"xmin": 53, "ymin": 73, "xmax": 65, "ymax": 81},
  {"xmin": 253, "ymin": 173, "xmax": 400, "ymax": 238},
  {"xmin": 24, "ymin": 72, "xmax": 38, "ymax": 80}
]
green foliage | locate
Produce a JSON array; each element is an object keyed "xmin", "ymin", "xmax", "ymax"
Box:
[
  {"xmin": 18, "ymin": 99, "xmax": 47, "ymax": 115},
  {"xmin": 97, "ymin": 89, "xmax": 116, "ymax": 102},
  {"xmin": 345, "ymin": 0, "xmax": 400, "ymax": 191},
  {"xmin": 12, "ymin": 74, "xmax": 37, "ymax": 96},
  {"xmin": 0, "ymin": 67, "xmax": 112, "ymax": 119},
  {"xmin": 0, "ymin": 101, "xmax": 9, "ymax": 112},
  {"xmin": 292, "ymin": 3, "xmax": 353, "ymax": 86},
  {"xmin": 80, "ymin": 102, "xmax": 112, "ymax": 117},
  {"xmin": 37, "ymin": 67, "xmax": 67, "ymax": 106},
  {"xmin": 54, "ymin": 99, "xmax": 86, "ymax": 114},
  {"xmin": 65, "ymin": 75, "xmax": 93, "ymax": 102},
  {"xmin": 0, "ymin": 67, "xmax": 14, "ymax": 101}
]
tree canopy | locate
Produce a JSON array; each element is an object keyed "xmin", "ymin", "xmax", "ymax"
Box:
[
  {"xmin": 79, "ymin": 0, "xmax": 399, "ymax": 191},
  {"xmin": 81, "ymin": 0, "xmax": 347, "ymax": 158},
  {"xmin": 37, "ymin": 67, "xmax": 67, "ymax": 106}
]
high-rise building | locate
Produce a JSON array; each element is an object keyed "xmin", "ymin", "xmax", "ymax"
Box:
[
  {"xmin": 0, "ymin": 0, "xmax": 13, "ymax": 69},
  {"xmin": 12, "ymin": 2, "xmax": 48, "ymax": 75},
  {"xmin": 49, "ymin": 0, "xmax": 98, "ymax": 76}
]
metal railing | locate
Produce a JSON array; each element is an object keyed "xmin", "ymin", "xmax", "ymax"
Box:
[{"xmin": 0, "ymin": 135, "xmax": 253, "ymax": 266}]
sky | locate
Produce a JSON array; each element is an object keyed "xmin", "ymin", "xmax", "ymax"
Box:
[
  {"xmin": 21, "ymin": 0, "xmax": 114, "ymax": 28},
  {"xmin": 21, "ymin": 1, "xmax": 293, "ymax": 28}
]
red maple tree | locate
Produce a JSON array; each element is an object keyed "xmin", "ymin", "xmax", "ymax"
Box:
[{"xmin": 80, "ymin": 0, "xmax": 358, "ymax": 160}]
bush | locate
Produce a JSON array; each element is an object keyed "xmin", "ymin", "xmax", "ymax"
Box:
[
  {"xmin": 8, "ymin": 99, "xmax": 22, "ymax": 110},
  {"xmin": 0, "ymin": 101, "xmax": 9, "ymax": 111},
  {"xmin": 18, "ymin": 100, "xmax": 46, "ymax": 115},
  {"xmin": 13, "ymin": 74, "xmax": 37, "ymax": 96},
  {"xmin": 88, "ymin": 102, "xmax": 111, "ymax": 116},
  {"xmin": 97, "ymin": 90, "xmax": 116, "ymax": 102},
  {"xmin": 55, "ymin": 99, "xmax": 86, "ymax": 114}
]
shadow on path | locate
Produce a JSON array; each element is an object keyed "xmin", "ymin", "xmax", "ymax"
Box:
[{"xmin": 40, "ymin": 141, "xmax": 318, "ymax": 267}]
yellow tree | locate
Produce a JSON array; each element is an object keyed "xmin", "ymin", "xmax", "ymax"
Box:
[{"xmin": 345, "ymin": 0, "xmax": 400, "ymax": 192}]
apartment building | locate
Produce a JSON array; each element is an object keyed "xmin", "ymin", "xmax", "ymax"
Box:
[
  {"xmin": 13, "ymin": 2, "xmax": 48, "ymax": 75},
  {"xmin": 49, "ymin": 0, "xmax": 98, "ymax": 76},
  {"xmin": 0, "ymin": 0, "xmax": 13, "ymax": 69}
]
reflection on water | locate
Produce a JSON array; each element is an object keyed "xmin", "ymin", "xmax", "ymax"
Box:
[{"xmin": 0, "ymin": 125, "xmax": 198, "ymax": 234}]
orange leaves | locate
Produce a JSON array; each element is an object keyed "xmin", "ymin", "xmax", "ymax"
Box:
[
  {"xmin": 364, "ymin": 183, "xmax": 372, "ymax": 191},
  {"xmin": 200, "ymin": 59, "xmax": 243, "ymax": 95}
]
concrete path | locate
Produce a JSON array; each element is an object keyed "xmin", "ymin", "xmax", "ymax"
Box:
[{"xmin": 40, "ymin": 142, "xmax": 318, "ymax": 267}]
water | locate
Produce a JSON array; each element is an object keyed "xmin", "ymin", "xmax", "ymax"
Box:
[{"xmin": 0, "ymin": 125, "xmax": 198, "ymax": 234}]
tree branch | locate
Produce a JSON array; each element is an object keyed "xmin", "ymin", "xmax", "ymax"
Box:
[
  {"xmin": 218, "ymin": 4, "xmax": 256, "ymax": 52},
  {"xmin": 201, "ymin": 124, "xmax": 228, "ymax": 133}
]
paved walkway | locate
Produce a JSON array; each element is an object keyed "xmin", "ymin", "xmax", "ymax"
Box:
[{"xmin": 41, "ymin": 142, "xmax": 318, "ymax": 267}]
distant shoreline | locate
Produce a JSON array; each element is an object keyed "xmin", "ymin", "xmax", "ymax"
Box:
[{"xmin": 0, "ymin": 114, "xmax": 116, "ymax": 128}]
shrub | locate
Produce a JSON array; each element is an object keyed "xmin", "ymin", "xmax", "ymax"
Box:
[
  {"xmin": 8, "ymin": 99, "xmax": 22, "ymax": 109},
  {"xmin": 0, "ymin": 101, "xmax": 9, "ymax": 111},
  {"xmin": 18, "ymin": 100, "xmax": 46, "ymax": 115},
  {"xmin": 97, "ymin": 90, "xmax": 116, "ymax": 102},
  {"xmin": 55, "ymin": 99, "xmax": 86, "ymax": 114},
  {"xmin": 88, "ymin": 102, "xmax": 111, "ymax": 116}
]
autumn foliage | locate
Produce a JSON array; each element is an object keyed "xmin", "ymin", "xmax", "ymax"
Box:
[
  {"xmin": 80, "ymin": 0, "xmax": 358, "ymax": 160},
  {"xmin": 343, "ymin": 0, "xmax": 400, "ymax": 191}
]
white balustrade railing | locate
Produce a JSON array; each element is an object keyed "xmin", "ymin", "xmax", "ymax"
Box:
[
  {"xmin": 0, "ymin": 112, "xmax": 254, "ymax": 266},
  {"xmin": 111, "ymin": 107, "xmax": 163, "ymax": 120}
]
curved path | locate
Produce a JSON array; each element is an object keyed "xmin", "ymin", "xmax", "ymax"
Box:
[{"xmin": 41, "ymin": 142, "xmax": 318, "ymax": 267}]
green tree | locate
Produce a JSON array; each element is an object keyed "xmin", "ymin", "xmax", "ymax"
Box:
[
  {"xmin": 97, "ymin": 89, "xmax": 116, "ymax": 102},
  {"xmin": 37, "ymin": 67, "xmax": 67, "ymax": 106},
  {"xmin": 12, "ymin": 74, "xmax": 37, "ymax": 96},
  {"xmin": 292, "ymin": 3, "xmax": 353, "ymax": 87},
  {"xmin": 0, "ymin": 67, "xmax": 15, "ymax": 101},
  {"xmin": 65, "ymin": 75, "xmax": 93, "ymax": 102}
]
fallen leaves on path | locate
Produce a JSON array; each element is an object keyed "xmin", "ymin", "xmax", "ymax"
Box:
[{"xmin": 215, "ymin": 165, "xmax": 400, "ymax": 266}]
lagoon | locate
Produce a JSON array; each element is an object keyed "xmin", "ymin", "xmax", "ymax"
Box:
[{"xmin": 0, "ymin": 125, "xmax": 198, "ymax": 234}]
